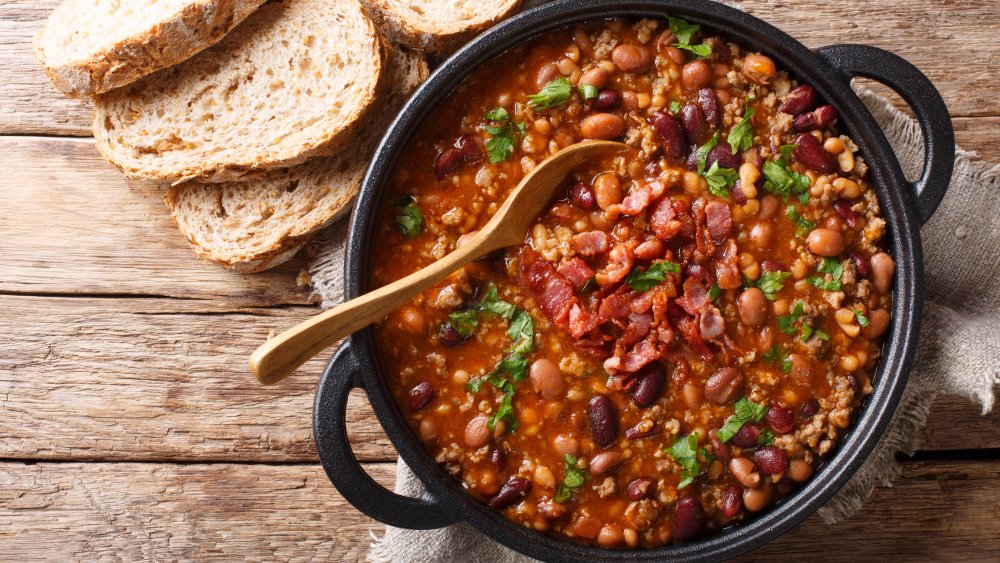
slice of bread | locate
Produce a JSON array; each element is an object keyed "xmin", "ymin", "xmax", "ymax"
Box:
[
  {"xmin": 164, "ymin": 47, "xmax": 429, "ymax": 273},
  {"xmin": 35, "ymin": 0, "xmax": 266, "ymax": 98},
  {"xmin": 360, "ymin": 0, "xmax": 522, "ymax": 55},
  {"xmin": 93, "ymin": 0, "xmax": 388, "ymax": 184}
]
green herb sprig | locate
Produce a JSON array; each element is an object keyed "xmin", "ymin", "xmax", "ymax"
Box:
[
  {"xmin": 394, "ymin": 196, "xmax": 423, "ymax": 236},
  {"xmin": 667, "ymin": 17, "xmax": 713, "ymax": 57},
  {"xmin": 483, "ymin": 108, "xmax": 526, "ymax": 164},
  {"xmin": 625, "ymin": 260, "xmax": 681, "ymax": 291},
  {"xmin": 716, "ymin": 397, "xmax": 769, "ymax": 443}
]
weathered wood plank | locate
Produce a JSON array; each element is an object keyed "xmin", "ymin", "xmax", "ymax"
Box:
[
  {"xmin": 1, "ymin": 459, "xmax": 997, "ymax": 561},
  {"xmin": 1, "ymin": 0, "xmax": 998, "ymax": 136},
  {"xmin": 0, "ymin": 292, "xmax": 995, "ymax": 463},
  {"xmin": 0, "ymin": 295, "xmax": 394, "ymax": 463},
  {"xmin": 0, "ymin": 136, "xmax": 318, "ymax": 306}
]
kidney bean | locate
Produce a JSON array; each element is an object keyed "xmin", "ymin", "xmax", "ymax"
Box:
[
  {"xmin": 793, "ymin": 105, "xmax": 838, "ymax": 132},
  {"xmin": 766, "ymin": 405, "xmax": 794, "ymax": 434},
  {"xmin": 644, "ymin": 160, "xmax": 662, "ymax": 177},
  {"xmin": 754, "ymin": 446, "xmax": 789, "ymax": 475},
  {"xmin": 793, "ymin": 133, "xmax": 836, "ymax": 173},
  {"xmin": 628, "ymin": 477, "xmax": 656, "ymax": 500},
  {"xmin": 721, "ymin": 485, "xmax": 742, "ymax": 517},
  {"xmin": 815, "ymin": 105, "xmax": 838, "ymax": 126},
  {"xmin": 706, "ymin": 142, "xmax": 740, "ymax": 169},
  {"xmin": 851, "ymin": 251, "xmax": 871, "ymax": 278},
  {"xmin": 589, "ymin": 451, "xmax": 624, "ymax": 475},
  {"xmin": 760, "ymin": 259, "xmax": 785, "ymax": 274},
  {"xmin": 846, "ymin": 373, "xmax": 861, "ymax": 393},
  {"xmin": 800, "ymin": 398, "xmax": 820, "ymax": 418},
  {"xmin": 581, "ymin": 113, "xmax": 626, "ymax": 139},
  {"xmin": 407, "ymin": 381, "xmax": 436, "ymax": 411},
  {"xmin": 625, "ymin": 419, "xmax": 660, "ymax": 440},
  {"xmin": 457, "ymin": 135, "xmax": 483, "ymax": 164},
  {"xmin": 833, "ymin": 199, "xmax": 859, "ymax": 227},
  {"xmin": 630, "ymin": 364, "xmax": 666, "ymax": 407},
  {"xmin": 588, "ymin": 395, "xmax": 618, "ymax": 446},
  {"xmin": 806, "ymin": 228, "xmax": 845, "ymax": 257},
  {"xmin": 742, "ymin": 486, "xmax": 772, "ymax": 512},
  {"xmin": 529, "ymin": 358, "xmax": 565, "ymax": 399},
  {"xmin": 434, "ymin": 147, "xmax": 462, "ymax": 179},
  {"xmin": 731, "ymin": 422, "xmax": 762, "ymax": 448},
  {"xmin": 580, "ymin": 67, "xmax": 609, "ymax": 88},
  {"xmin": 704, "ymin": 367, "xmax": 745, "ymax": 405},
  {"xmin": 465, "ymin": 415, "xmax": 492, "ymax": 448},
  {"xmin": 649, "ymin": 112, "xmax": 685, "ymax": 159},
  {"xmin": 861, "ymin": 308, "xmax": 891, "ymax": 340},
  {"xmin": 489, "ymin": 447, "xmax": 507, "ymax": 472},
  {"xmin": 729, "ymin": 457, "xmax": 761, "ymax": 489},
  {"xmin": 778, "ymin": 84, "xmax": 817, "ymax": 116},
  {"xmin": 680, "ymin": 103, "xmax": 707, "ymax": 145},
  {"xmin": 591, "ymin": 89, "xmax": 621, "ymax": 111},
  {"xmin": 489, "ymin": 478, "xmax": 531, "ymax": 510},
  {"xmin": 788, "ymin": 459, "xmax": 814, "ymax": 482},
  {"xmin": 438, "ymin": 324, "xmax": 465, "ymax": 347},
  {"xmin": 697, "ymin": 88, "xmax": 719, "ymax": 126},
  {"xmin": 709, "ymin": 432, "xmax": 732, "ymax": 463},
  {"xmin": 681, "ymin": 60, "xmax": 712, "ymax": 90},
  {"xmin": 870, "ymin": 252, "xmax": 896, "ymax": 293},
  {"xmin": 730, "ymin": 179, "xmax": 748, "ymax": 205},
  {"xmin": 672, "ymin": 497, "xmax": 705, "ymax": 541},
  {"xmin": 569, "ymin": 181, "xmax": 596, "ymax": 209},
  {"xmin": 737, "ymin": 287, "xmax": 768, "ymax": 328}
]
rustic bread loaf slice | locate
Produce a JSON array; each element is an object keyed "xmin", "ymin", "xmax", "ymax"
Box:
[
  {"xmin": 360, "ymin": 0, "xmax": 522, "ymax": 55},
  {"xmin": 35, "ymin": 0, "xmax": 266, "ymax": 98},
  {"xmin": 164, "ymin": 47, "xmax": 428, "ymax": 273},
  {"xmin": 94, "ymin": 0, "xmax": 388, "ymax": 184}
]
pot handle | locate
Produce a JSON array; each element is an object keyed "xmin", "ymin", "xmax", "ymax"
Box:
[
  {"xmin": 817, "ymin": 44, "xmax": 954, "ymax": 225},
  {"xmin": 313, "ymin": 342, "xmax": 459, "ymax": 529}
]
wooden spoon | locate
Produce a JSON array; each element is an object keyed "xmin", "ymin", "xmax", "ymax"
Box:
[{"xmin": 249, "ymin": 140, "xmax": 628, "ymax": 384}]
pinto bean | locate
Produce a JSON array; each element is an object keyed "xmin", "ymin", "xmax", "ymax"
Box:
[
  {"xmin": 806, "ymin": 228, "xmax": 845, "ymax": 256},
  {"xmin": 704, "ymin": 367, "xmax": 745, "ymax": 404},
  {"xmin": 589, "ymin": 451, "xmax": 624, "ymax": 475},
  {"xmin": 489, "ymin": 478, "xmax": 531, "ymax": 510},
  {"xmin": 588, "ymin": 395, "xmax": 618, "ymax": 446},
  {"xmin": 742, "ymin": 485, "xmax": 772, "ymax": 512},
  {"xmin": 407, "ymin": 381, "xmax": 436, "ymax": 411},
  {"xmin": 749, "ymin": 222, "xmax": 774, "ymax": 250},
  {"xmin": 593, "ymin": 173, "xmax": 622, "ymax": 210},
  {"xmin": 737, "ymin": 287, "xmax": 769, "ymax": 328},
  {"xmin": 649, "ymin": 112, "xmax": 685, "ymax": 159},
  {"xmin": 793, "ymin": 133, "xmax": 837, "ymax": 174},
  {"xmin": 861, "ymin": 308, "xmax": 891, "ymax": 340},
  {"xmin": 681, "ymin": 60, "xmax": 712, "ymax": 90},
  {"xmin": 729, "ymin": 457, "xmax": 761, "ymax": 489},
  {"xmin": 612, "ymin": 44, "xmax": 654, "ymax": 73},
  {"xmin": 870, "ymin": 252, "xmax": 896, "ymax": 293},
  {"xmin": 465, "ymin": 415, "xmax": 491, "ymax": 448},
  {"xmin": 672, "ymin": 497, "xmax": 705, "ymax": 541},
  {"xmin": 580, "ymin": 66, "xmax": 609, "ymax": 88},
  {"xmin": 581, "ymin": 113, "xmax": 626, "ymax": 140},
  {"xmin": 788, "ymin": 459, "xmax": 814, "ymax": 482},
  {"xmin": 743, "ymin": 54, "xmax": 776, "ymax": 83},
  {"xmin": 553, "ymin": 434, "xmax": 580, "ymax": 456},
  {"xmin": 536, "ymin": 62, "xmax": 559, "ymax": 90},
  {"xmin": 419, "ymin": 418, "xmax": 438, "ymax": 442},
  {"xmin": 682, "ymin": 381, "xmax": 703, "ymax": 411},
  {"xmin": 529, "ymin": 358, "xmax": 565, "ymax": 399},
  {"xmin": 779, "ymin": 85, "xmax": 817, "ymax": 116},
  {"xmin": 398, "ymin": 305, "xmax": 426, "ymax": 335},
  {"xmin": 597, "ymin": 523, "xmax": 625, "ymax": 547},
  {"xmin": 758, "ymin": 194, "xmax": 779, "ymax": 219}
]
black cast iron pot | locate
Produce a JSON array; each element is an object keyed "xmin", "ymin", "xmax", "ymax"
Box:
[{"xmin": 313, "ymin": 0, "xmax": 954, "ymax": 559}]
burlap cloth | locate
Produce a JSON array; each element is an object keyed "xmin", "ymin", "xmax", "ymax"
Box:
[{"xmin": 307, "ymin": 79, "xmax": 1000, "ymax": 560}]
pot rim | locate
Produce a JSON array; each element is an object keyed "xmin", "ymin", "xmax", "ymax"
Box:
[{"xmin": 335, "ymin": 0, "xmax": 924, "ymax": 559}]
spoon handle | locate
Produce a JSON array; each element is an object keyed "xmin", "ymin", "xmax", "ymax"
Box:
[{"xmin": 249, "ymin": 240, "xmax": 488, "ymax": 385}]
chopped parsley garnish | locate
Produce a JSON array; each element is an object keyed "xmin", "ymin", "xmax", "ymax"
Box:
[
  {"xmin": 667, "ymin": 16, "xmax": 713, "ymax": 58},
  {"xmin": 754, "ymin": 270, "xmax": 791, "ymax": 300},
  {"xmin": 695, "ymin": 132, "xmax": 720, "ymax": 174},
  {"xmin": 394, "ymin": 196, "xmax": 423, "ymax": 236},
  {"xmin": 703, "ymin": 161, "xmax": 739, "ymax": 197},
  {"xmin": 727, "ymin": 105, "xmax": 756, "ymax": 154},
  {"xmin": 666, "ymin": 433, "xmax": 710, "ymax": 489},
  {"xmin": 669, "ymin": 99, "xmax": 682, "ymax": 114},
  {"xmin": 483, "ymin": 108, "xmax": 526, "ymax": 164},
  {"xmin": 762, "ymin": 345, "xmax": 793, "ymax": 373},
  {"xmin": 446, "ymin": 308, "xmax": 479, "ymax": 337},
  {"xmin": 854, "ymin": 309, "xmax": 870, "ymax": 327},
  {"xmin": 579, "ymin": 83, "xmax": 599, "ymax": 101},
  {"xmin": 716, "ymin": 397, "xmax": 769, "ymax": 443},
  {"xmin": 762, "ymin": 145, "xmax": 810, "ymax": 204},
  {"xmin": 529, "ymin": 77, "xmax": 572, "ymax": 109},
  {"xmin": 708, "ymin": 283, "xmax": 721, "ymax": 301},
  {"xmin": 778, "ymin": 301, "xmax": 806, "ymax": 334},
  {"xmin": 625, "ymin": 260, "xmax": 681, "ymax": 291},
  {"xmin": 786, "ymin": 205, "xmax": 815, "ymax": 236},
  {"xmin": 758, "ymin": 429, "xmax": 775, "ymax": 446},
  {"xmin": 555, "ymin": 454, "xmax": 587, "ymax": 502},
  {"xmin": 808, "ymin": 257, "xmax": 844, "ymax": 291}
]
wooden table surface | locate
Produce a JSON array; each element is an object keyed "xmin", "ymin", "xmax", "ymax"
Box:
[{"xmin": 2, "ymin": 1, "xmax": 998, "ymax": 560}]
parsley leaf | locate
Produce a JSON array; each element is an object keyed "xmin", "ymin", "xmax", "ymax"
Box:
[
  {"xmin": 728, "ymin": 105, "xmax": 756, "ymax": 154},
  {"xmin": 762, "ymin": 159, "xmax": 810, "ymax": 202},
  {"xmin": 666, "ymin": 433, "xmax": 704, "ymax": 489},
  {"xmin": 695, "ymin": 132, "xmax": 720, "ymax": 174},
  {"xmin": 667, "ymin": 17, "xmax": 712, "ymax": 57},
  {"xmin": 625, "ymin": 261, "xmax": 681, "ymax": 291},
  {"xmin": 758, "ymin": 429, "xmax": 775, "ymax": 446},
  {"xmin": 496, "ymin": 353, "xmax": 529, "ymax": 382},
  {"xmin": 778, "ymin": 301, "xmax": 806, "ymax": 334},
  {"xmin": 717, "ymin": 397, "xmax": 769, "ymax": 443},
  {"xmin": 854, "ymin": 309, "xmax": 870, "ymax": 327},
  {"xmin": 483, "ymin": 108, "xmax": 524, "ymax": 164},
  {"xmin": 529, "ymin": 77, "xmax": 572, "ymax": 109},
  {"xmin": 484, "ymin": 107, "xmax": 509, "ymax": 122},
  {"xmin": 562, "ymin": 454, "xmax": 587, "ymax": 488},
  {"xmin": 755, "ymin": 270, "xmax": 791, "ymax": 300},
  {"xmin": 669, "ymin": 99, "xmax": 682, "ymax": 114},
  {"xmin": 446, "ymin": 309, "xmax": 479, "ymax": 337},
  {"xmin": 761, "ymin": 344, "xmax": 792, "ymax": 373},
  {"xmin": 703, "ymin": 161, "xmax": 739, "ymax": 197},
  {"xmin": 708, "ymin": 283, "xmax": 721, "ymax": 301},
  {"xmin": 579, "ymin": 83, "xmax": 599, "ymax": 101},
  {"xmin": 506, "ymin": 310, "xmax": 535, "ymax": 356},
  {"xmin": 395, "ymin": 196, "xmax": 423, "ymax": 236},
  {"xmin": 786, "ymin": 205, "xmax": 815, "ymax": 236},
  {"xmin": 488, "ymin": 381, "xmax": 517, "ymax": 432},
  {"xmin": 808, "ymin": 257, "xmax": 844, "ymax": 291}
]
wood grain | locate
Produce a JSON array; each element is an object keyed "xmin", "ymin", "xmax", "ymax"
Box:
[{"xmin": 1, "ymin": 459, "xmax": 997, "ymax": 561}]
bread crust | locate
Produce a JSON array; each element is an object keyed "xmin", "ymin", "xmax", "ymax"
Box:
[
  {"xmin": 359, "ymin": 0, "xmax": 522, "ymax": 55},
  {"xmin": 35, "ymin": 0, "xmax": 266, "ymax": 98}
]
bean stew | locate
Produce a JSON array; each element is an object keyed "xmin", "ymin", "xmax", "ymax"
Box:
[{"xmin": 370, "ymin": 16, "xmax": 894, "ymax": 548}]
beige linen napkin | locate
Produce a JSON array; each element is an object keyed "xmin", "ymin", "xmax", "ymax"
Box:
[{"xmin": 306, "ymin": 85, "xmax": 1000, "ymax": 561}]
